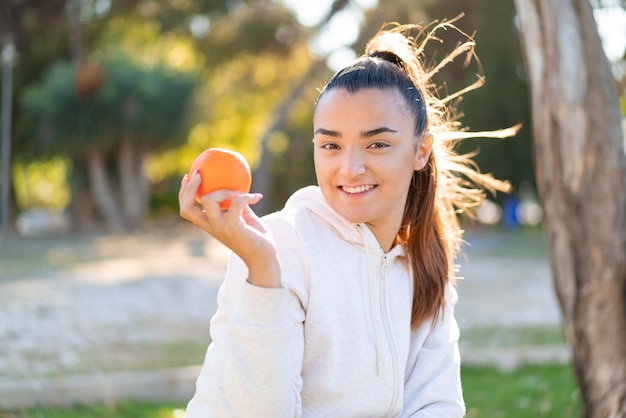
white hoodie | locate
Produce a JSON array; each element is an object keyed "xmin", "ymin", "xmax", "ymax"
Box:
[{"xmin": 185, "ymin": 186, "xmax": 465, "ymax": 418}]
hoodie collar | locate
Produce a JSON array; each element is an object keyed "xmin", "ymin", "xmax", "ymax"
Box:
[{"xmin": 285, "ymin": 186, "xmax": 405, "ymax": 259}]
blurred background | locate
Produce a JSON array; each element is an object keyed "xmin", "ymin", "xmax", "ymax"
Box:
[
  {"xmin": 0, "ymin": 0, "xmax": 625, "ymax": 416},
  {"xmin": 0, "ymin": 0, "xmax": 624, "ymax": 233}
]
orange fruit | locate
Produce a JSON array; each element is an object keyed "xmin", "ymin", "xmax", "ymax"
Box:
[{"xmin": 189, "ymin": 148, "xmax": 252, "ymax": 210}]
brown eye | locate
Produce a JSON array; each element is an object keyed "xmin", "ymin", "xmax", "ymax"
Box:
[{"xmin": 368, "ymin": 142, "xmax": 389, "ymax": 149}]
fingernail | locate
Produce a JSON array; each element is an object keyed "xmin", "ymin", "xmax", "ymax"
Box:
[{"xmin": 182, "ymin": 173, "xmax": 188, "ymax": 182}]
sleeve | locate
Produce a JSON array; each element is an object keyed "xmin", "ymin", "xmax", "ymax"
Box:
[
  {"xmin": 185, "ymin": 228, "xmax": 308, "ymax": 418},
  {"xmin": 400, "ymin": 284, "xmax": 466, "ymax": 418}
]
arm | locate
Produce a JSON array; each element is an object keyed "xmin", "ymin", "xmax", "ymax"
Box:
[
  {"xmin": 401, "ymin": 285, "xmax": 466, "ymax": 418},
  {"xmin": 179, "ymin": 172, "xmax": 307, "ymax": 417},
  {"xmin": 185, "ymin": 254, "xmax": 305, "ymax": 418}
]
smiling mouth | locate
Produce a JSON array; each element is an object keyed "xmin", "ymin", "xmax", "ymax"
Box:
[{"xmin": 340, "ymin": 185, "xmax": 376, "ymax": 194}]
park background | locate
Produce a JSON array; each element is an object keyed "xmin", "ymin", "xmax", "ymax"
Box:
[{"xmin": 0, "ymin": 0, "xmax": 625, "ymax": 416}]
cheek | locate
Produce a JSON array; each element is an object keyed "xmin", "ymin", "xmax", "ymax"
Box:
[
  {"xmin": 313, "ymin": 153, "xmax": 329, "ymax": 181},
  {"xmin": 391, "ymin": 153, "xmax": 418, "ymax": 175},
  {"xmin": 313, "ymin": 149, "xmax": 337, "ymax": 173}
]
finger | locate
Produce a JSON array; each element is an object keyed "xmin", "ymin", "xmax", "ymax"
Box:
[
  {"xmin": 225, "ymin": 193, "xmax": 262, "ymax": 217},
  {"xmin": 199, "ymin": 190, "xmax": 242, "ymax": 206},
  {"xmin": 179, "ymin": 171, "xmax": 202, "ymax": 221},
  {"xmin": 239, "ymin": 194, "xmax": 263, "ymax": 218},
  {"xmin": 178, "ymin": 173, "xmax": 190, "ymax": 202},
  {"xmin": 241, "ymin": 202, "xmax": 267, "ymax": 232},
  {"xmin": 199, "ymin": 190, "xmax": 243, "ymax": 223},
  {"xmin": 179, "ymin": 170, "xmax": 200, "ymax": 201}
]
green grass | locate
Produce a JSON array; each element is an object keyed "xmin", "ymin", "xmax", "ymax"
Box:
[
  {"xmin": 79, "ymin": 340, "xmax": 208, "ymax": 375},
  {"xmin": 0, "ymin": 234, "xmax": 86, "ymax": 276},
  {"xmin": 0, "ymin": 339, "xmax": 210, "ymax": 381},
  {"xmin": 2, "ymin": 364, "xmax": 581, "ymax": 417},
  {"xmin": 68, "ymin": 339, "xmax": 208, "ymax": 378},
  {"xmin": 463, "ymin": 364, "xmax": 581, "ymax": 417},
  {"xmin": 0, "ymin": 232, "xmax": 120, "ymax": 277},
  {"xmin": 0, "ymin": 226, "xmax": 206, "ymax": 278},
  {"xmin": 461, "ymin": 325, "xmax": 566, "ymax": 348},
  {"xmin": 0, "ymin": 401, "xmax": 186, "ymax": 418}
]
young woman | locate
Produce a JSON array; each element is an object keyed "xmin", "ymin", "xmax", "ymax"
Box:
[{"xmin": 179, "ymin": 21, "xmax": 510, "ymax": 418}]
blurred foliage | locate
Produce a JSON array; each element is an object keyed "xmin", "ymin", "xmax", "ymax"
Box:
[
  {"xmin": 4, "ymin": 0, "xmax": 623, "ymax": 227},
  {"xmin": 7, "ymin": 0, "xmax": 311, "ymax": 226},
  {"xmin": 148, "ymin": 42, "xmax": 314, "ymax": 181},
  {"xmin": 19, "ymin": 54, "xmax": 198, "ymax": 158},
  {"xmin": 12, "ymin": 158, "xmax": 71, "ymax": 209},
  {"xmin": 96, "ymin": 16, "xmax": 204, "ymax": 71}
]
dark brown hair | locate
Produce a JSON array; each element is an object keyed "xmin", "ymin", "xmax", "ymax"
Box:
[{"xmin": 316, "ymin": 19, "xmax": 514, "ymax": 327}]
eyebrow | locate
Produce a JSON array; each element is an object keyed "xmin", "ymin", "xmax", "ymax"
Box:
[
  {"xmin": 314, "ymin": 128, "xmax": 340, "ymax": 137},
  {"xmin": 314, "ymin": 126, "xmax": 398, "ymax": 138},
  {"xmin": 362, "ymin": 127, "xmax": 398, "ymax": 137}
]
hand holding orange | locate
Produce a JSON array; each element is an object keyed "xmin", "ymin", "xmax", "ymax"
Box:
[{"xmin": 188, "ymin": 148, "xmax": 252, "ymax": 210}]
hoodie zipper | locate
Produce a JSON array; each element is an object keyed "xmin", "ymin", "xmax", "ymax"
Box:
[{"xmin": 380, "ymin": 254, "xmax": 400, "ymax": 417}]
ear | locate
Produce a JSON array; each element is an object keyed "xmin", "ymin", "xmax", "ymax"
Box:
[{"xmin": 413, "ymin": 132, "xmax": 433, "ymax": 171}]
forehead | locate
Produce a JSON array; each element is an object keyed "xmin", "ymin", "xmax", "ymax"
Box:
[{"xmin": 314, "ymin": 87, "xmax": 413, "ymax": 126}]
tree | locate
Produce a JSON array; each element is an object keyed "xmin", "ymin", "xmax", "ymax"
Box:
[
  {"xmin": 8, "ymin": 0, "xmax": 308, "ymax": 229},
  {"xmin": 513, "ymin": 0, "xmax": 626, "ymax": 416},
  {"xmin": 20, "ymin": 56, "xmax": 198, "ymax": 229}
]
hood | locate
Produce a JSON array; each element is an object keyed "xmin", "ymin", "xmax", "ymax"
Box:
[{"xmin": 284, "ymin": 186, "xmax": 402, "ymax": 257}]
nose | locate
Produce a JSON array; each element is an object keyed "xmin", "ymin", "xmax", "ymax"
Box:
[{"xmin": 340, "ymin": 148, "xmax": 366, "ymax": 177}]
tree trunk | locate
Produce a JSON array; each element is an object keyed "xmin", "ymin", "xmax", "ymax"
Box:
[
  {"xmin": 86, "ymin": 150, "xmax": 123, "ymax": 231},
  {"xmin": 513, "ymin": 0, "xmax": 626, "ymax": 416},
  {"xmin": 68, "ymin": 156, "xmax": 97, "ymax": 232},
  {"xmin": 0, "ymin": 33, "xmax": 15, "ymax": 236},
  {"xmin": 118, "ymin": 136, "xmax": 148, "ymax": 228}
]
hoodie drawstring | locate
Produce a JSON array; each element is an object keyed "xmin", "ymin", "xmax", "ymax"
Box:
[{"xmin": 357, "ymin": 224, "xmax": 383, "ymax": 377}]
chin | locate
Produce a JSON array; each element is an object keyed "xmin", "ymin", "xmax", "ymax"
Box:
[{"xmin": 337, "ymin": 210, "xmax": 369, "ymax": 225}]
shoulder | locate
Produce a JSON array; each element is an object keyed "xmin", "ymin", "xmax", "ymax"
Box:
[
  {"xmin": 262, "ymin": 187, "xmax": 329, "ymax": 244},
  {"xmin": 447, "ymin": 282, "xmax": 459, "ymax": 306}
]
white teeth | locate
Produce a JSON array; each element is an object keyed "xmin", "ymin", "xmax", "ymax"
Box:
[{"xmin": 342, "ymin": 185, "xmax": 374, "ymax": 194}]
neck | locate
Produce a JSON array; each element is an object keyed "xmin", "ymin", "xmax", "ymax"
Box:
[{"xmin": 366, "ymin": 222, "xmax": 401, "ymax": 252}]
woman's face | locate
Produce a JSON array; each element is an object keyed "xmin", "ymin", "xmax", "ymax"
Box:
[{"xmin": 313, "ymin": 87, "xmax": 432, "ymax": 248}]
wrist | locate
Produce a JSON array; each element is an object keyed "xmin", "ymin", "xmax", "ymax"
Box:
[{"xmin": 245, "ymin": 256, "xmax": 281, "ymax": 288}]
